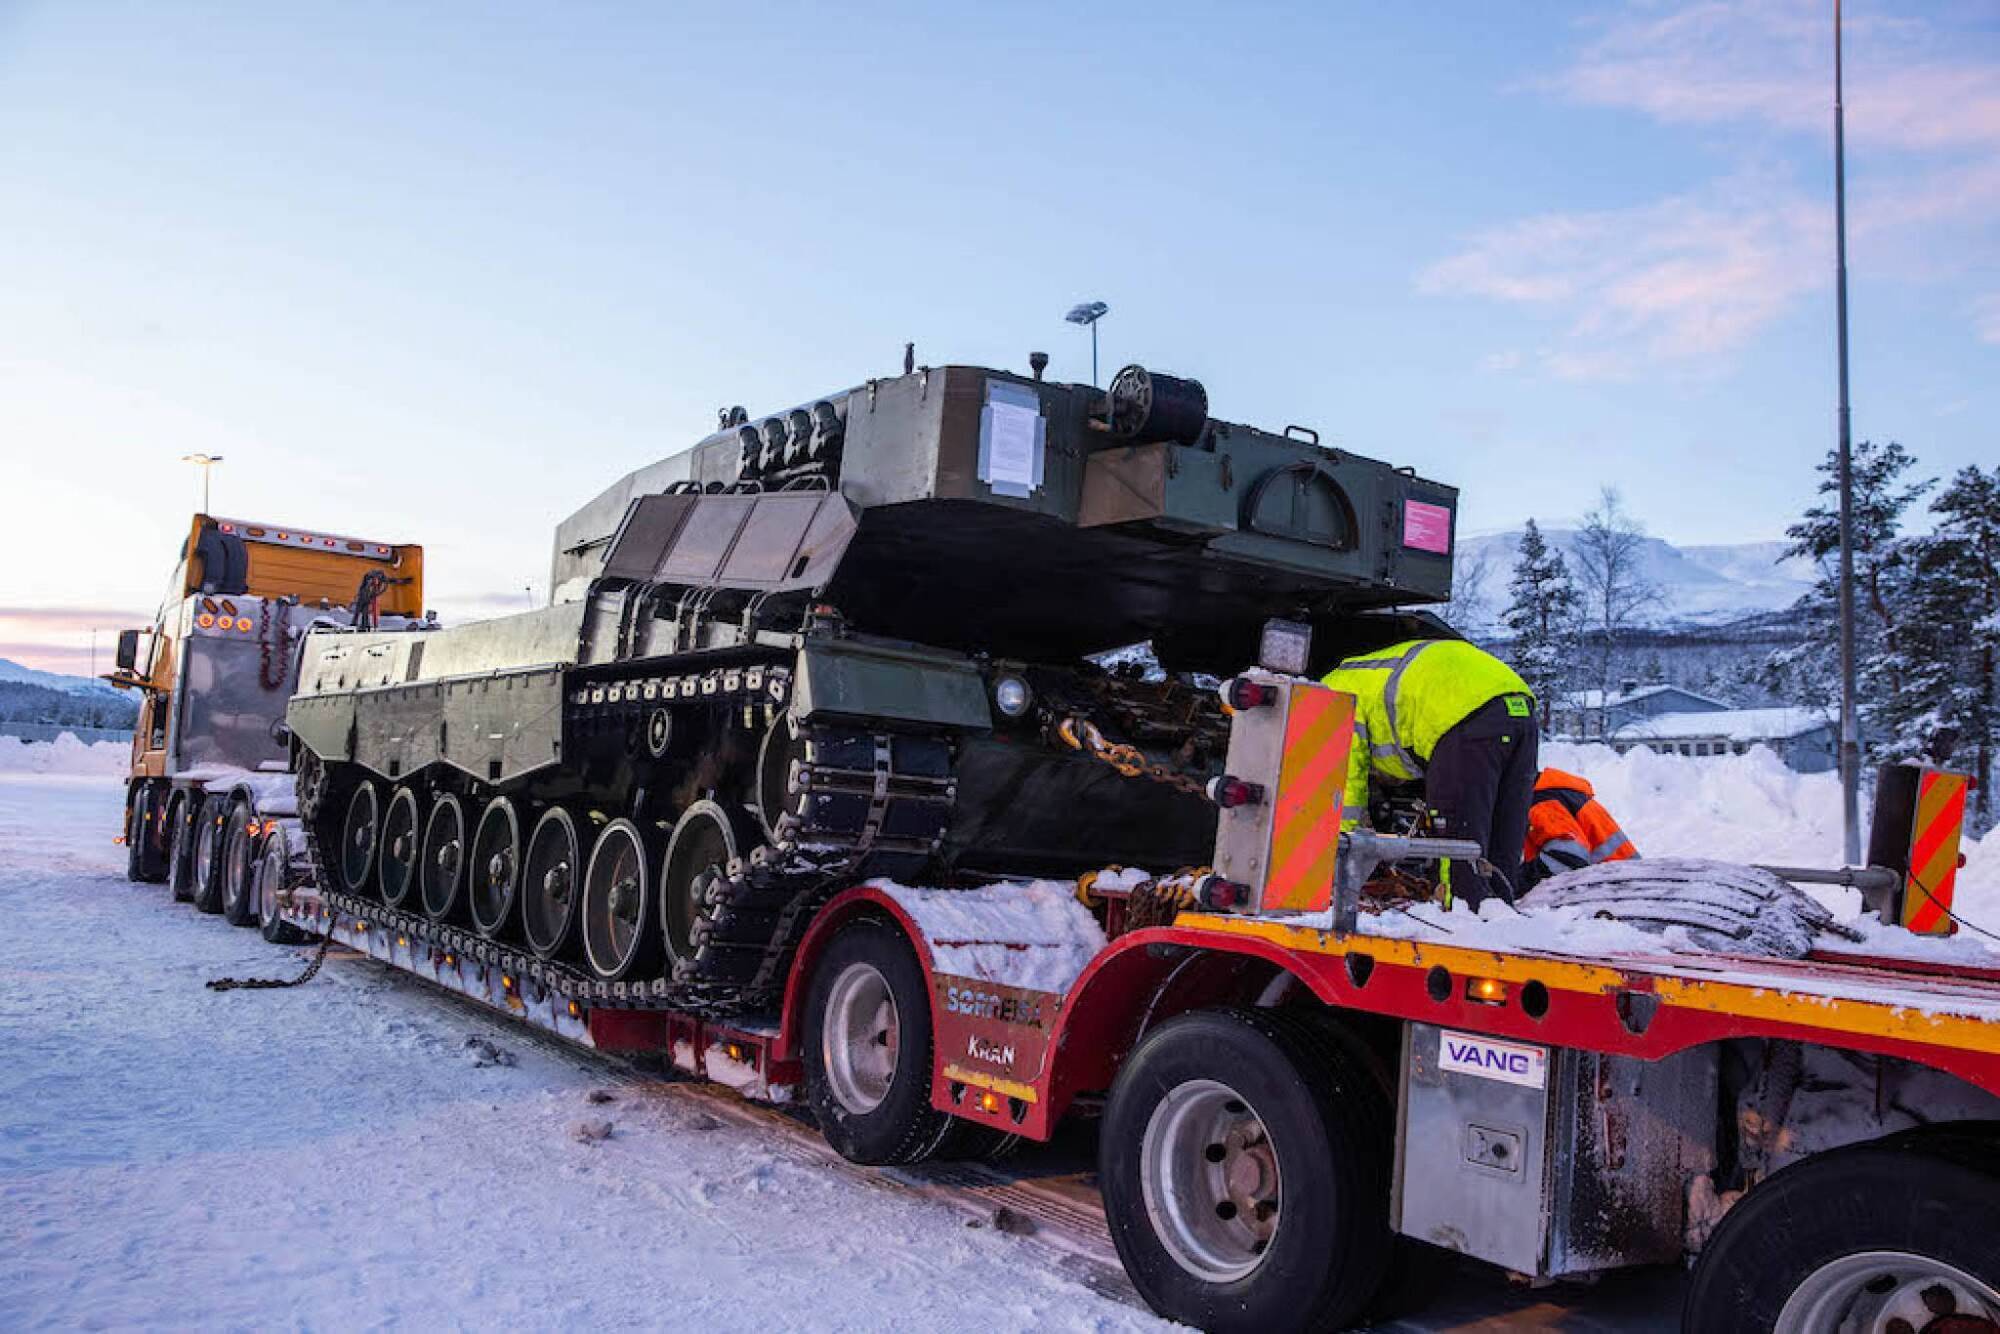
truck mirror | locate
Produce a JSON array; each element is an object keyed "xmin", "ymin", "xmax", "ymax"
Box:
[{"xmin": 115, "ymin": 629, "xmax": 141, "ymax": 673}]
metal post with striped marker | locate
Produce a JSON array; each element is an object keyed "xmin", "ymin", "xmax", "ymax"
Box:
[{"xmin": 1900, "ymin": 768, "xmax": 1970, "ymax": 936}]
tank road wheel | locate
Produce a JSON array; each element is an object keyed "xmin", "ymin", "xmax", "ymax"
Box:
[
  {"xmin": 521, "ymin": 807, "xmax": 583, "ymax": 960},
  {"xmin": 190, "ymin": 796, "xmax": 228, "ymax": 914},
  {"xmin": 125, "ymin": 782, "xmax": 168, "ymax": 883},
  {"xmin": 220, "ymin": 799, "xmax": 261, "ymax": 926},
  {"xmin": 660, "ymin": 800, "xmax": 752, "ymax": 974},
  {"xmin": 377, "ymin": 787, "xmax": 423, "ymax": 909},
  {"xmin": 419, "ymin": 794, "xmax": 468, "ymax": 923},
  {"xmin": 255, "ymin": 826, "xmax": 309, "ymax": 945},
  {"xmin": 803, "ymin": 918, "xmax": 963, "ymax": 1166},
  {"xmin": 468, "ymin": 797, "xmax": 523, "ymax": 939},
  {"xmin": 1099, "ymin": 1008, "xmax": 1393, "ymax": 1334},
  {"xmin": 167, "ymin": 793, "xmax": 198, "ymax": 902},
  {"xmin": 580, "ymin": 818, "xmax": 658, "ymax": 982},
  {"xmin": 1684, "ymin": 1127, "xmax": 2000, "ymax": 1334},
  {"xmin": 339, "ymin": 781, "xmax": 382, "ymax": 896}
]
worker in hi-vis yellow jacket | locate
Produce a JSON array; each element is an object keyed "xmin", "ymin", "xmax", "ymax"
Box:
[{"xmin": 1320, "ymin": 638, "xmax": 1537, "ymax": 907}]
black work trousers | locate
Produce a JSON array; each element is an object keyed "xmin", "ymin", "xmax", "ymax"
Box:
[{"xmin": 1424, "ymin": 695, "xmax": 1538, "ymax": 908}]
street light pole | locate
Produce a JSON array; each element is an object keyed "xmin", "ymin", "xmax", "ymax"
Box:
[
  {"xmin": 180, "ymin": 453, "xmax": 224, "ymax": 514},
  {"xmin": 1064, "ymin": 301, "xmax": 1110, "ymax": 386},
  {"xmin": 1834, "ymin": 0, "xmax": 1861, "ymax": 865}
]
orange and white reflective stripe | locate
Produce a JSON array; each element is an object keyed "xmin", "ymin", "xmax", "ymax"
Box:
[
  {"xmin": 1903, "ymin": 770, "xmax": 1968, "ymax": 935},
  {"xmin": 1262, "ymin": 686, "xmax": 1354, "ymax": 913}
]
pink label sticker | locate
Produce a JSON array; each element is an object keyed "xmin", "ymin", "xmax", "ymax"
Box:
[{"xmin": 1403, "ymin": 500, "xmax": 1454, "ymax": 554}]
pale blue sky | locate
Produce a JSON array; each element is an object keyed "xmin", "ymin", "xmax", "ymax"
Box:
[{"xmin": 3, "ymin": 1, "xmax": 1995, "ymax": 671}]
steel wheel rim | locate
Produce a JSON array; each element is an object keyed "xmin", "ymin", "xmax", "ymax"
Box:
[
  {"xmin": 419, "ymin": 795, "xmax": 466, "ymax": 920},
  {"xmin": 339, "ymin": 782, "xmax": 380, "ymax": 894},
  {"xmin": 1776, "ymin": 1250, "xmax": 2000, "ymax": 1334},
  {"xmin": 1139, "ymin": 1078, "xmax": 1281, "ymax": 1284},
  {"xmin": 661, "ymin": 803, "xmax": 737, "ymax": 965},
  {"xmin": 522, "ymin": 808, "xmax": 581, "ymax": 957},
  {"xmin": 820, "ymin": 960, "xmax": 899, "ymax": 1115},
  {"xmin": 468, "ymin": 797, "xmax": 521, "ymax": 936},
  {"xmin": 582, "ymin": 821, "xmax": 649, "ymax": 980},
  {"xmin": 378, "ymin": 787, "xmax": 422, "ymax": 907}
]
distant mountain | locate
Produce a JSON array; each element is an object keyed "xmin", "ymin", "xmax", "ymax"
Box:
[
  {"xmin": 0, "ymin": 658, "xmax": 124, "ymax": 699},
  {"xmin": 1457, "ymin": 530, "xmax": 1816, "ymax": 626}
]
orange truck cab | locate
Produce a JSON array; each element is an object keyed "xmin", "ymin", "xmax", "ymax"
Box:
[{"xmin": 112, "ymin": 514, "xmax": 424, "ymax": 891}]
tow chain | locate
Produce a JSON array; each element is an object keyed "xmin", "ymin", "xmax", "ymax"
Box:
[
  {"xmin": 206, "ymin": 928, "xmax": 335, "ymax": 991},
  {"xmin": 1053, "ymin": 715, "xmax": 1213, "ymax": 800}
]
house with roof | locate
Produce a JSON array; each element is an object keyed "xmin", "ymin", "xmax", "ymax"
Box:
[
  {"xmin": 1608, "ymin": 707, "xmax": 1839, "ymax": 773},
  {"xmin": 1550, "ymin": 681, "xmax": 1730, "ymax": 742}
]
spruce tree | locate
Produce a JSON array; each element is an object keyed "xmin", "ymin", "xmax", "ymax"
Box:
[
  {"xmin": 1921, "ymin": 464, "xmax": 2000, "ymax": 831},
  {"xmin": 1501, "ymin": 519, "xmax": 1581, "ymax": 731}
]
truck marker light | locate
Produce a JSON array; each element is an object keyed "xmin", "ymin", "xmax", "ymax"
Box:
[
  {"xmin": 1207, "ymin": 776, "xmax": 1265, "ymax": 809},
  {"xmin": 1467, "ymin": 977, "xmax": 1507, "ymax": 1006},
  {"xmin": 567, "ymin": 1001, "xmax": 582, "ymax": 1019},
  {"xmin": 235, "ymin": 618, "xmax": 253, "ymax": 632},
  {"xmin": 502, "ymin": 974, "xmax": 516, "ymax": 992},
  {"xmin": 201, "ymin": 598, "xmax": 219, "ymax": 614},
  {"xmin": 1224, "ymin": 678, "xmax": 1276, "ymax": 711},
  {"xmin": 220, "ymin": 600, "xmax": 237, "ymax": 616},
  {"xmin": 196, "ymin": 614, "xmax": 215, "ymax": 629},
  {"xmin": 724, "ymin": 1041, "xmax": 748, "ymax": 1063},
  {"xmin": 978, "ymin": 1090, "xmax": 1005, "ymax": 1115}
]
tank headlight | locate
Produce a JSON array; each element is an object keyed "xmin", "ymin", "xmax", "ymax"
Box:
[{"xmin": 993, "ymin": 675, "xmax": 1032, "ymax": 719}]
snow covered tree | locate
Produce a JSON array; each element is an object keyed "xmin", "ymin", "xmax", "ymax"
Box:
[
  {"xmin": 1919, "ymin": 464, "xmax": 2000, "ymax": 832},
  {"xmin": 1572, "ymin": 488, "xmax": 1663, "ymax": 734},
  {"xmin": 1501, "ymin": 519, "xmax": 1581, "ymax": 731},
  {"xmin": 1765, "ymin": 439, "xmax": 1942, "ymax": 773}
]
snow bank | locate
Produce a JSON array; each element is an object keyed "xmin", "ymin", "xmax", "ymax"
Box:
[
  {"xmin": 0, "ymin": 734, "xmax": 128, "ymax": 777},
  {"xmin": 874, "ymin": 878, "xmax": 1109, "ymax": 994}
]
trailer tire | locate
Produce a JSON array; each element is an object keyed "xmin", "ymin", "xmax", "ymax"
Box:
[
  {"xmin": 1100, "ymin": 1006, "xmax": 1393, "ymax": 1334},
  {"xmin": 256, "ymin": 830, "xmax": 310, "ymax": 945},
  {"xmin": 803, "ymin": 917, "xmax": 960, "ymax": 1167},
  {"xmin": 167, "ymin": 793, "xmax": 198, "ymax": 902},
  {"xmin": 220, "ymin": 800, "xmax": 260, "ymax": 926},
  {"xmin": 126, "ymin": 782, "xmax": 167, "ymax": 883},
  {"xmin": 189, "ymin": 796, "xmax": 227, "ymax": 915},
  {"xmin": 1682, "ymin": 1125, "xmax": 2000, "ymax": 1334}
]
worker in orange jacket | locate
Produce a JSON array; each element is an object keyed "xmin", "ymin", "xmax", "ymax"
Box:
[{"xmin": 1521, "ymin": 768, "xmax": 1638, "ymax": 891}]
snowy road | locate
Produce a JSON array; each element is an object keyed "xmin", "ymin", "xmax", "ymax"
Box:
[
  {"xmin": 0, "ymin": 756, "xmax": 1692, "ymax": 1332},
  {"xmin": 0, "ymin": 771, "xmax": 1167, "ymax": 1332}
]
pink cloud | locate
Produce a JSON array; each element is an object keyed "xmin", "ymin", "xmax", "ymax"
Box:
[{"xmin": 1427, "ymin": 1, "xmax": 2000, "ymax": 377}]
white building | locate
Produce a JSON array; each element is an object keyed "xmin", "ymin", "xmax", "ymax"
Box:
[{"xmin": 1609, "ymin": 707, "xmax": 1839, "ymax": 773}]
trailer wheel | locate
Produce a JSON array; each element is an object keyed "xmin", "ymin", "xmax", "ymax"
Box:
[
  {"xmin": 1683, "ymin": 1127, "xmax": 2000, "ymax": 1334},
  {"xmin": 1100, "ymin": 1007, "xmax": 1393, "ymax": 1334},
  {"xmin": 167, "ymin": 793, "xmax": 198, "ymax": 902},
  {"xmin": 803, "ymin": 918, "xmax": 960, "ymax": 1166},
  {"xmin": 220, "ymin": 800, "xmax": 260, "ymax": 926},
  {"xmin": 255, "ymin": 828, "xmax": 310, "ymax": 945},
  {"xmin": 190, "ymin": 796, "xmax": 228, "ymax": 914},
  {"xmin": 125, "ymin": 782, "xmax": 168, "ymax": 883}
]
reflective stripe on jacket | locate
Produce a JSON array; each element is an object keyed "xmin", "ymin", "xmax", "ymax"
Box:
[
  {"xmin": 1319, "ymin": 639, "xmax": 1533, "ymax": 826},
  {"xmin": 1522, "ymin": 767, "xmax": 1638, "ymax": 885}
]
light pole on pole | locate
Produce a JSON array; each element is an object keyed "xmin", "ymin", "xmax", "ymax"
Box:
[
  {"xmin": 1064, "ymin": 301, "xmax": 1110, "ymax": 386},
  {"xmin": 180, "ymin": 453, "xmax": 224, "ymax": 514},
  {"xmin": 1833, "ymin": 0, "xmax": 1861, "ymax": 865}
]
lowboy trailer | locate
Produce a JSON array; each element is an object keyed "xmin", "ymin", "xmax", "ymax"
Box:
[{"xmin": 124, "ymin": 362, "xmax": 1998, "ymax": 1331}]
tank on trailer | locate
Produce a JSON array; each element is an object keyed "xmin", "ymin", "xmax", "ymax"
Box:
[{"xmin": 286, "ymin": 360, "xmax": 1458, "ymax": 1013}]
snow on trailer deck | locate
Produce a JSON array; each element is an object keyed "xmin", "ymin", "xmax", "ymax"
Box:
[{"xmin": 2, "ymin": 749, "xmax": 1700, "ymax": 1330}]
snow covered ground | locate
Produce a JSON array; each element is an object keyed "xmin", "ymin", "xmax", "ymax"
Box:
[{"xmin": 0, "ymin": 763, "xmax": 1165, "ymax": 1333}]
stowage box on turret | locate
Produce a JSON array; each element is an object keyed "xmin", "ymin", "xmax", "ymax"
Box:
[{"xmin": 286, "ymin": 362, "xmax": 1458, "ymax": 1012}]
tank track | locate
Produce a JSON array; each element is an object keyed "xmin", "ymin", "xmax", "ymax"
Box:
[{"xmin": 294, "ymin": 704, "xmax": 955, "ymax": 1018}]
